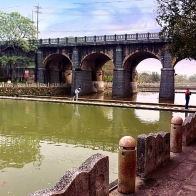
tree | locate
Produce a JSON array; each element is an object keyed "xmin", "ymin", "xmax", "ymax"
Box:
[
  {"xmin": 156, "ymin": 0, "xmax": 196, "ymax": 60},
  {"xmin": 0, "ymin": 11, "xmax": 38, "ymax": 80},
  {"xmin": 175, "ymin": 74, "xmax": 188, "ymax": 83},
  {"xmin": 151, "ymin": 72, "xmax": 160, "ymax": 82},
  {"xmin": 103, "ymin": 60, "xmax": 114, "ymax": 82},
  {"xmin": 188, "ymin": 74, "xmax": 196, "ymax": 82},
  {"xmin": 138, "ymin": 72, "xmax": 161, "ymax": 83}
]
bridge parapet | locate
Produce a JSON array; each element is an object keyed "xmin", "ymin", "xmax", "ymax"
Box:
[
  {"xmin": 40, "ymin": 33, "xmax": 161, "ymax": 46},
  {"xmin": 0, "ymin": 33, "xmax": 161, "ymax": 47}
]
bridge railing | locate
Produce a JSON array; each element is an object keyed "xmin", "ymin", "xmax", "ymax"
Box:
[{"xmin": 0, "ymin": 32, "xmax": 161, "ymax": 46}]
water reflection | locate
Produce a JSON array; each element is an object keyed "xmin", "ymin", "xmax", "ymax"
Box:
[
  {"xmin": 83, "ymin": 91, "xmax": 196, "ymax": 106},
  {"xmin": 0, "ymin": 98, "xmax": 185, "ymax": 195},
  {"xmin": 135, "ymin": 110, "xmax": 159, "ymax": 123},
  {"xmin": 73, "ymin": 105, "xmax": 80, "ymax": 118},
  {"xmin": 0, "ymin": 135, "xmax": 41, "ymax": 170}
]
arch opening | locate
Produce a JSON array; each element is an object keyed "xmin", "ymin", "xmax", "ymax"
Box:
[
  {"xmin": 123, "ymin": 52, "xmax": 161, "ymax": 94},
  {"xmin": 136, "ymin": 58, "xmax": 162, "ymax": 84},
  {"xmin": 43, "ymin": 54, "xmax": 72, "ymax": 84},
  {"xmin": 174, "ymin": 59, "xmax": 196, "ymax": 85},
  {"xmin": 81, "ymin": 53, "xmax": 113, "ymax": 92}
]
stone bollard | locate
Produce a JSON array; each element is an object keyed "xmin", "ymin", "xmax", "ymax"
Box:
[
  {"xmin": 170, "ymin": 116, "xmax": 183, "ymax": 153},
  {"xmin": 118, "ymin": 136, "xmax": 136, "ymax": 194}
]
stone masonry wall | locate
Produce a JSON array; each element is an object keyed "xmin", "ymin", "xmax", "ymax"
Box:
[
  {"xmin": 182, "ymin": 113, "xmax": 196, "ymax": 145},
  {"xmin": 112, "ymin": 69, "xmax": 131, "ymax": 97},
  {"xmin": 137, "ymin": 131, "xmax": 170, "ymax": 178}
]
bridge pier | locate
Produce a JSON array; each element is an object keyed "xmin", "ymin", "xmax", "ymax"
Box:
[
  {"xmin": 112, "ymin": 68, "xmax": 131, "ymax": 97},
  {"xmin": 50, "ymin": 70, "xmax": 60, "ymax": 83},
  {"xmin": 159, "ymin": 68, "xmax": 175, "ymax": 100},
  {"xmin": 159, "ymin": 51, "xmax": 175, "ymax": 101},
  {"xmin": 71, "ymin": 70, "xmax": 92, "ymax": 95},
  {"xmin": 130, "ymin": 82, "xmax": 137, "ymax": 94},
  {"xmin": 131, "ymin": 66, "xmax": 137, "ymax": 94},
  {"xmin": 35, "ymin": 51, "xmax": 44, "ymax": 83}
]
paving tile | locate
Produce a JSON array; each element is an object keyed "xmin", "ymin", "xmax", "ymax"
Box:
[
  {"xmin": 169, "ymin": 162, "xmax": 195, "ymax": 180},
  {"xmin": 185, "ymin": 167, "xmax": 196, "ymax": 186},
  {"xmin": 187, "ymin": 149, "xmax": 196, "ymax": 162},
  {"xmin": 176, "ymin": 184, "xmax": 196, "ymax": 196},
  {"xmin": 148, "ymin": 179, "xmax": 182, "ymax": 196}
]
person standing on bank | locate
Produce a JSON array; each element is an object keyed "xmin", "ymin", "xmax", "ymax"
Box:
[
  {"xmin": 185, "ymin": 88, "xmax": 191, "ymax": 109},
  {"xmin": 73, "ymin": 87, "xmax": 81, "ymax": 101}
]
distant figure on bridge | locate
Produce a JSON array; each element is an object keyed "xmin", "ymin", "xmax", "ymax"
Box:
[
  {"xmin": 185, "ymin": 88, "xmax": 191, "ymax": 109},
  {"xmin": 73, "ymin": 87, "xmax": 81, "ymax": 101}
]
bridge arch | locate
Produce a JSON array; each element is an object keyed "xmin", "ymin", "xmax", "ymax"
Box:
[
  {"xmin": 123, "ymin": 51, "xmax": 160, "ymax": 69},
  {"xmin": 173, "ymin": 59, "xmax": 196, "ymax": 77},
  {"xmin": 43, "ymin": 53, "xmax": 72, "ymax": 84},
  {"xmin": 123, "ymin": 51, "xmax": 161, "ymax": 83},
  {"xmin": 81, "ymin": 52, "xmax": 114, "ymax": 92}
]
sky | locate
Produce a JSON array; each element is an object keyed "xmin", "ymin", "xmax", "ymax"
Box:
[
  {"xmin": 0, "ymin": 0, "xmax": 195, "ymax": 76},
  {"xmin": 0, "ymin": 0, "xmax": 160, "ymax": 38}
]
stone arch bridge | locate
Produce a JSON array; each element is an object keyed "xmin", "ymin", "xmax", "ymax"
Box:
[{"xmin": 35, "ymin": 33, "xmax": 177, "ymax": 100}]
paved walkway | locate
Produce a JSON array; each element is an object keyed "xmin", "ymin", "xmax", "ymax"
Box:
[{"xmin": 109, "ymin": 139, "xmax": 196, "ymax": 196}]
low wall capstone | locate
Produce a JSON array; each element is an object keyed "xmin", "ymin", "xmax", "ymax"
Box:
[{"xmin": 29, "ymin": 153, "xmax": 109, "ymax": 196}]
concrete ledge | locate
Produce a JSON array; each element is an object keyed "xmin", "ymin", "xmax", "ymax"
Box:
[{"xmin": 0, "ymin": 95, "xmax": 196, "ymax": 113}]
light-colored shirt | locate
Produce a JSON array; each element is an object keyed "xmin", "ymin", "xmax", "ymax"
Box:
[{"xmin": 75, "ymin": 88, "xmax": 81, "ymax": 94}]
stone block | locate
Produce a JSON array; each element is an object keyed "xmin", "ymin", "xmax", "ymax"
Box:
[
  {"xmin": 29, "ymin": 153, "xmax": 109, "ymax": 196},
  {"xmin": 137, "ymin": 134, "xmax": 156, "ymax": 178},
  {"xmin": 182, "ymin": 114, "xmax": 196, "ymax": 145},
  {"xmin": 159, "ymin": 131, "xmax": 170, "ymax": 163},
  {"xmin": 137, "ymin": 132, "xmax": 170, "ymax": 177},
  {"xmin": 189, "ymin": 113, "xmax": 196, "ymax": 139}
]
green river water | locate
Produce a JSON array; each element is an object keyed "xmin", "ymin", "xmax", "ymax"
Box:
[{"xmin": 0, "ymin": 93, "xmax": 191, "ymax": 196}]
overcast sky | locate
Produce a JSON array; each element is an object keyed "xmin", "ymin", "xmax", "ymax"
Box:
[{"xmin": 1, "ymin": 0, "xmax": 195, "ymax": 76}]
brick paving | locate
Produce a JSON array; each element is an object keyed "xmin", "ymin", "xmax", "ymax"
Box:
[{"xmin": 110, "ymin": 139, "xmax": 196, "ymax": 196}]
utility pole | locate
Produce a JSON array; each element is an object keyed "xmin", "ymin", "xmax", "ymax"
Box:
[{"xmin": 33, "ymin": 3, "xmax": 42, "ymax": 39}]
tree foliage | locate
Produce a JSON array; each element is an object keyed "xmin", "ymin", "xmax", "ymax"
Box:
[
  {"xmin": 188, "ymin": 74, "xmax": 196, "ymax": 82},
  {"xmin": 156, "ymin": 0, "xmax": 196, "ymax": 60},
  {"xmin": 138, "ymin": 72, "xmax": 161, "ymax": 83},
  {"xmin": 0, "ymin": 11, "xmax": 37, "ymax": 67},
  {"xmin": 175, "ymin": 74, "xmax": 188, "ymax": 83},
  {"xmin": 137, "ymin": 71, "xmax": 196, "ymax": 84},
  {"xmin": 103, "ymin": 60, "xmax": 114, "ymax": 82}
]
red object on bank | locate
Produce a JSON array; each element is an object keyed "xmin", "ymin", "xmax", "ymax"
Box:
[{"xmin": 24, "ymin": 70, "xmax": 29, "ymax": 78}]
